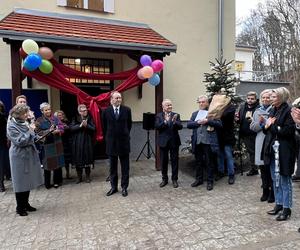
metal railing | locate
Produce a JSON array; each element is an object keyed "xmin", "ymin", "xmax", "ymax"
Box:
[{"xmin": 236, "ymin": 70, "xmax": 282, "ymax": 82}]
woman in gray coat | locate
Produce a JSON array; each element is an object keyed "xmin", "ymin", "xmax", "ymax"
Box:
[
  {"xmin": 7, "ymin": 104, "xmax": 43, "ymax": 216},
  {"xmin": 250, "ymin": 89, "xmax": 273, "ymax": 202}
]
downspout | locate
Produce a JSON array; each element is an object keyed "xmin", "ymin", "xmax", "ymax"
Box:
[{"xmin": 218, "ymin": 0, "xmax": 224, "ymax": 60}]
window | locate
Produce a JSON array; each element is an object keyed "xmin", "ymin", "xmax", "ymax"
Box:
[
  {"xmin": 60, "ymin": 57, "xmax": 113, "ymax": 90},
  {"xmin": 57, "ymin": 0, "xmax": 114, "ymax": 13}
]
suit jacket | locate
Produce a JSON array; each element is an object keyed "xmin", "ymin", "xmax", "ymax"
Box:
[
  {"xmin": 187, "ymin": 110, "xmax": 222, "ymax": 154},
  {"xmin": 102, "ymin": 105, "xmax": 132, "ymax": 156},
  {"xmin": 155, "ymin": 112, "xmax": 182, "ymax": 148}
]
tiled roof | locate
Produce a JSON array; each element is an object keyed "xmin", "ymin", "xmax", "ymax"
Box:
[{"xmin": 0, "ymin": 8, "xmax": 176, "ymax": 54}]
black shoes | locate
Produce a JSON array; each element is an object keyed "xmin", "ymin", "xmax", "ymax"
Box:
[
  {"xmin": 215, "ymin": 172, "xmax": 225, "ymax": 181},
  {"xmin": 0, "ymin": 182, "xmax": 5, "ymax": 192},
  {"xmin": 191, "ymin": 180, "xmax": 203, "ymax": 187},
  {"xmin": 172, "ymin": 180, "xmax": 178, "ymax": 188},
  {"xmin": 260, "ymin": 188, "xmax": 269, "ymax": 202},
  {"xmin": 228, "ymin": 176, "xmax": 235, "ymax": 185},
  {"xmin": 122, "ymin": 189, "xmax": 128, "ymax": 197},
  {"xmin": 207, "ymin": 182, "xmax": 213, "ymax": 191},
  {"xmin": 267, "ymin": 204, "xmax": 283, "ymax": 215},
  {"xmin": 276, "ymin": 208, "xmax": 291, "ymax": 221},
  {"xmin": 159, "ymin": 180, "xmax": 168, "ymax": 188},
  {"xmin": 26, "ymin": 205, "xmax": 37, "ymax": 212},
  {"xmin": 16, "ymin": 210, "xmax": 28, "ymax": 216},
  {"xmin": 268, "ymin": 190, "xmax": 275, "ymax": 203},
  {"xmin": 246, "ymin": 168, "xmax": 259, "ymax": 176},
  {"xmin": 106, "ymin": 189, "xmax": 118, "ymax": 196}
]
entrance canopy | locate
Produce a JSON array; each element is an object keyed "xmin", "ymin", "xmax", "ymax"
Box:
[{"xmin": 0, "ymin": 8, "xmax": 176, "ymax": 54}]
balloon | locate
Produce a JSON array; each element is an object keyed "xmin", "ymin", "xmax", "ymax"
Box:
[
  {"xmin": 151, "ymin": 60, "xmax": 164, "ymax": 72},
  {"xmin": 141, "ymin": 66, "xmax": 154, "ymax": 78},
  {"xmin": 19, "ymin": 48, "xmax": 27, "ymax": 58},
  {"xmin": 137, "ymin": 68, "xmax": 146, "ymax": 80},
  {"xmin": 39, "ymin": 47, "xmax": 54, "ymax": 60},
  {"xmin": 23, "ymin": 53, "xmax": 42, "ymax": 71},
  {"xmin": 140, "ymin": 55, "xmax": 152, "ymax": 67},
  {"xmin": 39, "ymin": 59, "xmax": 53, "ymax": 74},
  {"xmin": 22, "ymin": 39, "xmax": 39, "ymax": 54},
  {"xmin": 148, "ymin": 73, "xmax": 160, "ymax": 86}
]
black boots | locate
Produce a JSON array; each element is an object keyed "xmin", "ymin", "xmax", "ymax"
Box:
[
  {"xmin": 0, "ymin": 181, "xmax": 5, "ymax": 192},
  {"xmin": 260, "ymin": 188, "xmax": 269, "ymax": 202},
  {"xmin": 268, "ymin": 188, "xmax": 275, "ymax": 203},
  {"xmin": 276, "ymin": 208, "xmax": 291, "ymax": 221},
  {"xmin": 267, "ymin": 204, "xmax": 283, "ymax": 215},
  {"xmin": 85, "ymin": 167, "xmax": 91, "ymax": 183},
  {"xmin": 76, "ymin": 169, "xmax": 82, "ymax": 184}
]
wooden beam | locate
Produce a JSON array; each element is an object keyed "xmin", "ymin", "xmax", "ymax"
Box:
[
  {"xmin": 155, "ymin": 58, "xmax": 164, "ymax": 171},
  {"xmin": 10, "ymin": 42, "xmax": 22, "ymax": 105}
]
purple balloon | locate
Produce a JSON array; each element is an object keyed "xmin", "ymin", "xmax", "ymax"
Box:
[{"xmin": 140, "ymin": 55, "xmax": 152, "ymax": 66}]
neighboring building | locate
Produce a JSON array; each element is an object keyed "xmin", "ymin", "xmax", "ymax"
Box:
[
  {"xmin": 235, "ymin": 44, "xmax": 256, "ymax": 81},
  {"xmin": 0, "ymin": 0, "xmax": 235, "ymax": 160}
]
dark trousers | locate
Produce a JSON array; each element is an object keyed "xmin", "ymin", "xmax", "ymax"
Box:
[
  {"xmin": 260, "ymin": 164, "xmax": 272, "ymax": 190},
  {"xmin": 109, "ymin": 154, "xmax": 130, "ymax": 190},
  {"xmin": 15, "ymin": 191, "xmax": 30, "ymax": 212},
  {"xmin": 160, "ymin": 143, "xmax": 179, "ymax": 181},
  {"xmin": 44, "ymin": 168, "xmax": 63, "ymax": 188},
  {"xmin": 241, "ymin": 135, "xmax": 256, "ymax": 169},
  {"xmin": 195, "ymin": 143, "xmax": 216, "ymax": 183},
  {"xmin": 76, "ymin": 166, "xmax": 91, "ymax": 175}
]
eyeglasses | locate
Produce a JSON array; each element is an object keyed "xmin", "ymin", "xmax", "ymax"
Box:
[{"xmin": 80, "ymin": 109, "xmax": 88, "ymax": 112}]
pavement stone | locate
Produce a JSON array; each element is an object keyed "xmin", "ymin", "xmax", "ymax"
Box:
[{"xmin": 1, "ymin": 156, "xmax": 300, "ymax": 249}]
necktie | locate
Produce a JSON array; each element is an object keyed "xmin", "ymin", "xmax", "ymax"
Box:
[{"xmin": 115, "ymin": 107, "xmax": 119, "ymax": 119}]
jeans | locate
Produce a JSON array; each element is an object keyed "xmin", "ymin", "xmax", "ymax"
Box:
[
  {"xmin": 270, "ymin": 157, "xmax": 293, "ymax": 208},
  {"xmin": 218, "ymin": 145, "xmax": 235, "ymax": 176}
]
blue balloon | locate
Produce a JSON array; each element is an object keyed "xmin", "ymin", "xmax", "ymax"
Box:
[
  {"xmin": 23, "ymin": 53, "xmax": 42, "ymax": 71},
  {"xmin": 148, "ymin": 73, "xmax": 160, "ymax": 86}
]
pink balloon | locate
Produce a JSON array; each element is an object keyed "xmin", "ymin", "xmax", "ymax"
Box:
[
  {"xmin": 151, "ymin": 60, "xmax": 164, "ymax": 72},
  {"xmin": 141, "ymin": 66, "xmax": 154, "ymax": 79},
  {"xmin": 39, "ymin": 47, "xmax": 54, "ymax": 60},
  {"xmin": 137, "ymin": 68, "xmax": 146, "ymax": 80}
]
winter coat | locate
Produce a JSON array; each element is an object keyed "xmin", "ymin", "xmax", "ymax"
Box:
[
  {"xmin": 238, "ymin": 102, "xmax": 259, "ymax": 137},
  {"xmin": 70, "ymin": 114, "xmax": 95, "ymax": 167},
  {"xmin": 250, "ymin": 105, "xmax": 272, "ymax": 165},
  {"xmin": 155, "ymin": 112, "xmax": 183, "ymax": 148},
  {"xmin": 262, "ymin": 102, "xmax": 296, "ymax": 176},
  {"xmin": 102, "ymin": 105, "xmax": 132, "ymax": 156},
  {"xmin": 217, "ymin": 104, "xmax": 236, "ymax": 147},
  {"xmin": 187, "ymin": 110, "xmax": 222, "ymax": 154},
  {"xmin": 6, "ymin": 117, "xmax": 43, "ymax": 192}
]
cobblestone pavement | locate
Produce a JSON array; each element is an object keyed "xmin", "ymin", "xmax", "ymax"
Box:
[{"xmin": 1, "ymin": 157, "xmax": 300, "ymax": 250}]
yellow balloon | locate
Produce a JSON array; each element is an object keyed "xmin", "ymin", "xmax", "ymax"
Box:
[{"xmin": 22, "ymin": 39, "xmax": 39, "ymax": 54}]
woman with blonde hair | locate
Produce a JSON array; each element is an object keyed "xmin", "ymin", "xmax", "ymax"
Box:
[
  {"xmin": 7, "ymin": 104, "xmax": 43, "ymax": 216},
  {"xmin": 250, "ymin": 89, "xmax": 273, "ymax": 202},
  {"xmin": 262, "ymin": 87, "xmax": 296, "ymax": 221}
]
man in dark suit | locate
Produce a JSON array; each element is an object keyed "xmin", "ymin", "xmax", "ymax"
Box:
[
  {"xmin": 102, "ymin": 91, "xmax": 132, "ymax": 197},
  {"xmin": 155, "ymin": 99, "xmax": 183, "ymax": 188}
]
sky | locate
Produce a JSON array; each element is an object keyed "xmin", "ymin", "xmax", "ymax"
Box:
[{"xmin": 236, "ymin": 0, "xmax": 266, "ymax": 35}]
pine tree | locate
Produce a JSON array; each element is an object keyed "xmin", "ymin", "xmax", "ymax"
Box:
[{"xmin": 203, "ymin": 58, "xmax": 241, "ymax": 104}]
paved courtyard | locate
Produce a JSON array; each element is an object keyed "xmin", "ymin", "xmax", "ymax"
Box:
[{"xmin": 1, "ymin": 157, "xmax": 300, "ymax": 250}]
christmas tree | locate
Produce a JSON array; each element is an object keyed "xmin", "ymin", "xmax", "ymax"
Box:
[{"xmin": 203, "ymin": 58, "xmax": 241, "ymax": 104}]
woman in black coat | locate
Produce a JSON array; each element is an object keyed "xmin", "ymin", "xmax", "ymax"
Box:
[
  {"xmin": 262, "ymin": 87, "xmax": 296, "ymax": 221},
  {"xmin": 70, "ymin": 104, "xmax": 95, "ymax": 183}
]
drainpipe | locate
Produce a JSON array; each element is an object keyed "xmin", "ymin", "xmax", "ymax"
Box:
[{"xmin": 218, "ymin": 0, "xmax": 224, "ymax": 60}]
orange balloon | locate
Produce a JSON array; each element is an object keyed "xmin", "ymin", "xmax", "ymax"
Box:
[
  {"xmin": 39, "ymin": 47, "xmax": 54, "ymax": 60},
  {"xmin": 141, "ymin": 66, "xmax": 154, "ymax": 79}
]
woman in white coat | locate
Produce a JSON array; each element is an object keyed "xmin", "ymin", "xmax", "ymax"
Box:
[
  {"xmin": 7, "ymin": 104, "xmax": 43, "ymax": 216},
  {"xmin": 250, "ymin": 89, "xmax": 273, "ymax": 202}
]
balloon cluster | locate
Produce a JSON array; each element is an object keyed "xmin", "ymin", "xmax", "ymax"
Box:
[
  {"xmin": 21, "ymin": 39, "xmax": 54, "ymax": 74},
  {"xmin": 137, "ymin": 55, "xmax": 164, "ymax": 86}
]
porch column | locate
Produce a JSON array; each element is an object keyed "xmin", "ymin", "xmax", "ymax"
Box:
[
  {"xmin": 155, "ymin": 58, "xmax": 163, "ymax": 171},
  {"xmin": 10, "ymin": 42, "xmax": 22, "ymax": 104}
]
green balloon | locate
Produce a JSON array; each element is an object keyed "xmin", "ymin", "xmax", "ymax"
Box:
[{"xmin": 39, "ymin": 59, "xmax": 53, "ymax": 74}]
